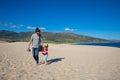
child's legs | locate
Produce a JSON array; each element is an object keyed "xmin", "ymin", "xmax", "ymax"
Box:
[{"xmin": 44, "ymin": 55, "xmax": 48, "ymax": 62}]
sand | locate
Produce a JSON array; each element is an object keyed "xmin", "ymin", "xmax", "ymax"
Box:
[{"xmin": 0, "ymin": 42, "xmax": 120, "ymax": 80}]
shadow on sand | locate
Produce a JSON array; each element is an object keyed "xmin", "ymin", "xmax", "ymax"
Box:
[{"xmin": 48, "ymin": 58, "xmax": 65, "ymax": 64}]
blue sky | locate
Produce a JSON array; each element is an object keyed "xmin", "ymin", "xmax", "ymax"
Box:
[{"xmin": 0, "ymin": 0, "xmax": 120, "ymax": 40}]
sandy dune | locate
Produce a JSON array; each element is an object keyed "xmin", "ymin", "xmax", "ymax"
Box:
[{"xmin": 0, "ymin": 42, "xmax": 120, "ymax": 80}]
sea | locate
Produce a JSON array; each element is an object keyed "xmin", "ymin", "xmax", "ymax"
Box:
[{"xmin": 75, "ymin": 42, "xmax": 120, "ymax": 48}]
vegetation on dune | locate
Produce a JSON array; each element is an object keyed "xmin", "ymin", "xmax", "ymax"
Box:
[{"xmin": 0, "ymin": 30, "xmax": 109, "ymax": 43}]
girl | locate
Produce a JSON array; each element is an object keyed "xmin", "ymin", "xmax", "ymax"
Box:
[{"xmin": 42, "ymin": 44, "xmax": 48, "ymax": 65}]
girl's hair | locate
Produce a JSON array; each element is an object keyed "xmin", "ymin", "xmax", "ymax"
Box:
[
  {"xmin": 35, "ymin": 27, "xmax": 40, "ymax": 33},
  {"xmin": 44, "ymin": 44, "xmax": 48, "ymax": 48}
]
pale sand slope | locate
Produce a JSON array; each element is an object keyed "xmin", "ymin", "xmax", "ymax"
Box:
[{"xmin": 0, "ymin": 42, "xmax": 120, "ymax": 80}]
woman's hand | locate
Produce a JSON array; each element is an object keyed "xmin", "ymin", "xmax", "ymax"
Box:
[{"xmin": 27, "ymin": 47, "xmax": 31, "ymax": 52}]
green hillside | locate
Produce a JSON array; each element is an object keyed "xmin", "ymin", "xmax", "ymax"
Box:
[{"xmin": 0, "ymin": 30, "xmax": 108, "ymax": 43}]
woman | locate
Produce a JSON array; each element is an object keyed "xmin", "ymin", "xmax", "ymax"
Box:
[{"xmin": 28, "ymin": 27, "xmax": 43, "ymax": 64}]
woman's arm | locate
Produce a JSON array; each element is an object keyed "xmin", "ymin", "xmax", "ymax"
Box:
[{"xmin": 28, "ymin": 37, "xmax": 33, "ymax": 49}]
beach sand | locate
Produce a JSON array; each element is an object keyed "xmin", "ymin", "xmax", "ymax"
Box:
[{"xmin": 0, "ymin": 42, "xmax": 120, "ymax": 80}]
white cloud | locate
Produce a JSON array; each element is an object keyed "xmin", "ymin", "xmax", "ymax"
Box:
[
  {"xmin": 0, "ymin": 22, "xmax": 23, "ymax": 28},
  {"xmin": 65, "ymin": 27, "xmax": 77, "ymax": 31},
  {"xmin": 40, "ymin": 27, "xmax": 46, "ymax": 30},
  {"xmin": 27, "ymin": 26, "xmax": 36, "ymax": 30},
  {"xmin": 65, "ymin": 28, "xmax": 72, "ymax": 31},
  {"xmin": 0, "ymin": 22, "xmax": 8, "ymax": 27},
  {"xmin": 27, "ymin": 26, "xmax": 46, "ymax": 31},
  {"xmin": 18, "ymin": 24, "xmax": 24, "ymax": 28},
  {"xmin": 10, "ymin": 25, "xmax": 17, "ymax": 28},
  {"xmin": 0, "ymin": 22, "xmax": 46, "ymax": 31},
  {"xmin": 10, "ymin": 24, "xmax": 23, "ymax": 28}
]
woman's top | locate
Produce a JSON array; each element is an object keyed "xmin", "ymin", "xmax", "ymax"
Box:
[{"xmin": 31, "ymin": 33, "xmax": 41, "ymax": 48}]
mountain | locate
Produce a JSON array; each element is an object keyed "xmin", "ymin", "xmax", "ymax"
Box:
[
  {"xmin": 41, "ymin": 32, "xmax": 109, "ymax": 43},
  {"xmin": 0, "ymin": 30, "xmax": 109, "ymax": 43}
]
